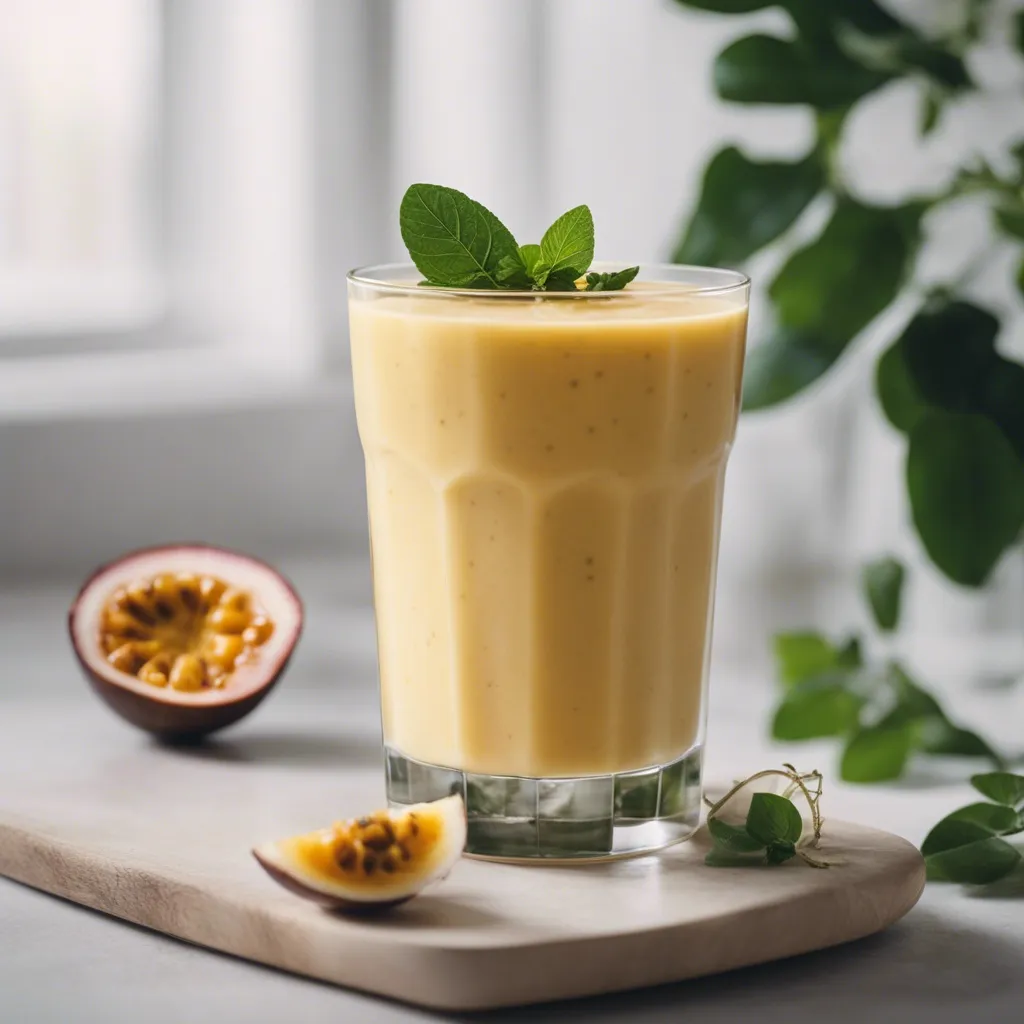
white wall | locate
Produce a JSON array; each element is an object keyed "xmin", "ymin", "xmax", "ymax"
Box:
[{"xmin": 2, "ymin": 0, "xmax": 1022, "ymax": 669}]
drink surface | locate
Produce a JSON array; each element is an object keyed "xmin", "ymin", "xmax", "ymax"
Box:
[{"xmin": 350, "ymin": 283, "xmax": 747, "ymax": 778}]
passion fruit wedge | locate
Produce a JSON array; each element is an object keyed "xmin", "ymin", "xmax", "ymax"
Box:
[
  {"xmin": 69, "ymin": 544, "xmax": 302, "ymax": 740},
  {"xmin": 253, "ymin": 795, "xmax": 467, "ymax": 911}
]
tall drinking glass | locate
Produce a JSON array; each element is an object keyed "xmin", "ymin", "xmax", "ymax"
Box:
[{"xmin": 348, "ymin": 263, "xmax": 749, "ymax": 860}]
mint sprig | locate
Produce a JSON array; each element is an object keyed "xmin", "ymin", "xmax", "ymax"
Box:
[
  {"xmin": 704, "ymin": 764, "xmax": 829, "ymax": 869},
  {"xmin": 921, "ymin": 772, "xmax": 1024, "ymax": 886},
  {"xmin": 399, "ymin": 184, "xmax": 639, "ymax": 292}
]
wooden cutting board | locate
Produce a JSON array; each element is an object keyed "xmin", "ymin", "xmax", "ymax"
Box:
[{"xmin": 0, "ymin": 719, "xmax": 925, "ymax": 1012}]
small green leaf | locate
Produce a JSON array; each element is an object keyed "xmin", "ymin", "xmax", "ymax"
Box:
[
  {"xmin": 540, "ymin": 205, "xmax": 595, "ymax": 278},
  {"xmin": 1018, "ymin": 254, "xmax": 1024, "ymax": 299},
  {"xmin": 674, "ymin": 147, "xmax": 823, "ymax": 266},
  {"xmin": 704, "ymin": 848, "xmax": 766, "ymax": 867},
  {"xmin": 971, "ymin": 772, "xmax": 1024, "ymax": 808},
  {"xmin": 585, "ymin": 267, "xmax": 640, "ymax": 292},
  {"xmin": 715, "ymin": 34, "xmax": 891, "ymax": 109},
  {"xmin": 772, "ymin": 678, "xmax": 864, "ymax": 741},
  {"xmin": 907, "ymin": 412, "xmax": 1024, "ymax": 587},
  {"xmin": 496, "ymin": 252, "xmax": 533, "ymax": 289},
  {"xmin": 994, "ymin": 206, "xmax": 1024, "ymax": 242},
  {"xmin": 926, "ymin": 837, "xmax": 1021, "ymax": 885},
  {"xmin": 773, "ymin": 631, "xmax": 841, "ymax": 688},
  {"xmin": 837, "ymin": 636, "xmax": 863, "ymax": 669},
  {"xmin": 841, "ymin": 723, "xmax": 913, "ymax": 783},
  {"xmin": 672, "ymin": 0, "xmax": 775, "ymax": 12},
  {"xmin": 518, "ymin": 244, "xmax": 543, "ymax": 278},
  {"xmin": 862, "ymin": 557, "xmax": 905, "ymax": 632},
  {"xmin": 543, "ymin": 268, "xmax": 582, "ymax": 291},
  {"xmin": 746, "ymin": 792, "xmax": 803, "ymax": 846},
  {"xmin": 400, "ymin": 183, "xmax": 519, "ymax": 288},
  {"xmin": 984, "ymin": 358, "xmax": 1024, "ymax": 463},
  {"xmin": 887, "ymin": 661, "xmax": 944, "ymax": 720},
  {"xmin": 708, "ymin": 816, "xmax": 766, "ymax": 854},
  {"xmin": 1016, "ymin": 9, "xmax": 1024, "ymax": 56},
  {"xmin": 766, "ymin": 840, "xmax": 797, "ymax": 865}
]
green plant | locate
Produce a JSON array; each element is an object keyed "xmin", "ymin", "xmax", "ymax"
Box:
[
  {"xmin": 672, "ymin": 0, "xmax": 1024, "ymax": 588},
  {"xmin": 770, "ymin": 555, "xmax": 1004, "ymax": 782},
  {"xmin": 922, "ymin": 771, "xmax": 1024, "ymax": 884}
]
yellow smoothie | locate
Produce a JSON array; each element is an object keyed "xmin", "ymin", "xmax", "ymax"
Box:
[{"xmin": 350, "ymin": 283, "xmax": 746, "ymax": 779}]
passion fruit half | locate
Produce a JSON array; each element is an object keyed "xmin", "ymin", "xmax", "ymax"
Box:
[
  {"xmin": 69, "ymin": 544, "xmax": 302, "ymax": 740},
  {"xmin": 253, "ymin": 795, "xmax": 466, "ymax": 911}
]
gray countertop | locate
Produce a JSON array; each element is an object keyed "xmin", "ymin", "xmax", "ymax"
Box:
[{"xmin": 2, "ymin": 558, "xmax": 1023, "ymax": 1023}]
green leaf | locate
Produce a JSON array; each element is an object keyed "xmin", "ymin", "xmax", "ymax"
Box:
[
  {"xmin": 841, "ymin": 723, "xmax": 913, "ymax": 783},
  {"xmin": 877, "ymin": 336, "xmax": 928, "ymax": 432},
  {"xmin": 1016, "ymin": 10, "xmax": 1024, "ymax": 56},
  {"xmin": 887, "ymin": 661, "xmax": 944, "ymax": 720},
  {"xmin": 984, "ymin": 358, "xmax": 1024, "ymax": 462},
  {"xmin": 518, "ymin": 244, "xmax": 543, "ymax": 278},
  {"xmin": 971, "ymin": 772, "xmax": 1024, "ymax": 808},
  {"xmin": 922, "ymin": 816, "xmax": 996, "ymax": 857},
  {"xmin": 705, "ymin": 848, "xmax": 767, "ymax": 867},
  {"xmin": 926, "ymin": 837, "xmax": 1021, "ymax": 885},
  {"xmin": 585, "ymin": 267, "xmax": 640, "ymax": 292},
  {"xmin": 766, "ymin": 840, "xmax": 798, "ymax": 865},
  {"xmin": 924, "ymin": 803, "xmax": 1024, "ymax": 846},
  {"xmin": 674, "ymin": 147, "xmax": 823, "ymax": 266},
  {"xmin": 994, "ymin": 206, "xmax": 1024, "ymax": 242},
  {"xmin": 862, "ymin": 557, "xmax": 905, "ymax": 632},
  {"xmin": 715, "ymin": 34, "xmax": 891, "ymax": 109},
  {"xmin": 742, "ymin": 328, "xmax": 839, "ymax": 410},
  {"xmin": 746, "ymin": 792, "xmax": 804, "ymax": 846},
  {"xmin": 495, "ymin": 252, "xmax": 533, "ymax": 289},
  {"xmin": 770, "ymin": 200, "xmax": 921, "ymax": 345},
  {"xmin": 907, "ymin": 412, "xmax": 1024, "ymax": 587},
  {"xmin": 543, "ymin": 269, "xmax": 583, "ymax": 291},
  {"xmin": 916, "ymin": 720, "xmax": 1003, "ymax": 766},
  {"xmin": 708, "ymin": 816, "xmax": 766, "ymax": 854},
  {"xmin": 540, "ymin": 205, "xmax": 595, "ymax": 278},
  {"xmin": 1018, "ymin": 254, "xmax": 1024, "ymax": 299},
  {"xmin": 399, "ymin": 183, "xmax": 519, "ymax": 288},
  {"xmin": 773, "ymin": 631, "xmax": 842, "ymax": 688},
  {"xmin": 837, "ymin": 636, "xmax": 863, "ymax": 669},
  {"xmin": 772, "ymin": 677, "xmax": 864, "ymax": 741}
]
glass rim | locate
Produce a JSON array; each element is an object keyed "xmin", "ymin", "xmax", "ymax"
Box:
[{"xmin": 347, "ymin": 261, "xmax": 750, "ymax": 300}]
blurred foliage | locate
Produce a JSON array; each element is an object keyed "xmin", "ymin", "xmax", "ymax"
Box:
[{"xmin": 673, "ymin": 0, "xmax": 1024, "ymax": 590}]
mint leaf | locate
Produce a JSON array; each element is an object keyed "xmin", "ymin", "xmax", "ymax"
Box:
[
  {"xmin": 496, "ymin": 252, "xmax": 533, "ymax": 289},
  {"xmin": 862, "ymin": 556, "xmax": 905, "ymax": 632},
  {"xmin": 400, "ymin": 183, "xmax": 519, "ymax": 288},
  {"xmin": 518, "ymin": 244, "xmax": 543, "ymax": 278},
  {"xmin": 916, "ymin": 719, "xmax": 1003, "ymax": 767},
  {"xmin": 585, "ymin": 267, "xmax": 640, "ymax": 291},
  {"xmin": 708, "ymin": 816, "xmax": 766, "ymax": 854},
  {"xmin": 543, "ymin": 268, "xmax": 583, "ymax": 291},
  {"xmin": 926, "ymin": 837, "xmax": 1021, "ymax": 885},
  {"xmin": 841, "ymin": 722, "xmax": 913, "ymax": 783},
  {"xmin": 540, "ymin": 205, "xmax": 595, "ymax": 277},
  {"xmin": 746, "ymin": 792, "xmax": 803, "ymax": 846},
  {"xmin": 971, "ymin": 772, "xmax": 1024, "ymax": 808}
]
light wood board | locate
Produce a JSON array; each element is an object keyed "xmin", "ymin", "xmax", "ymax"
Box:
[{"xmin": 0, "ymin": 726, "xmax": 925, "ymax": 1012}]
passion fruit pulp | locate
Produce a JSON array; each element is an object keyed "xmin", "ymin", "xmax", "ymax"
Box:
[
  {"xmin": 69, "ymin": 544, "xmax": 302, "ymax": 740},
  {"xmin": 253, "ymin": 795, "xmax": 466, "ymax": 911}
]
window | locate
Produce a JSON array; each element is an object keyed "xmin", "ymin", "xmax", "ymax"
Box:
[{"xmin": 0, "ymin": 0, "xmax": 162, "ymax": 336}]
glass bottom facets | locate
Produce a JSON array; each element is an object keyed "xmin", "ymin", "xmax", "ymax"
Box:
[{"xmin": 385, "ymin": 745, "xmax": 703, "ymax": 861}]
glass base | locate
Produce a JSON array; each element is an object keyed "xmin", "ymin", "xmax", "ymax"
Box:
[{"xmin": 385, "ymin": 745, "xmax": 703, "ymax": 861}]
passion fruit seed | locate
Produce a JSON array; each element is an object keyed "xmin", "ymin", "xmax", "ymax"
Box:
[
  {"xmin": 100, "ymin": 572, "xmax": 275, "ymax": 691},
  {"xmin": 331, "ymin": 812, "xmax": 422, "ymax": 878}
]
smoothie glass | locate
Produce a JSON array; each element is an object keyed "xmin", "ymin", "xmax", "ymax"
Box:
[{"xmin": 348, "ymin": 263, "xmax": 748, "ymax": 860}]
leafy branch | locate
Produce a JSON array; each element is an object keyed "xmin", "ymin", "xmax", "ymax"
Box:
[{"xmin": 704, "ymin": 764, "xmax": 829, "ymax": 868}]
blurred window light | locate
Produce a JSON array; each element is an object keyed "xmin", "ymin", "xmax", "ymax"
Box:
[{"xmin": 0, "ymin": 0, "xmax": 162, "ymax": 334}]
